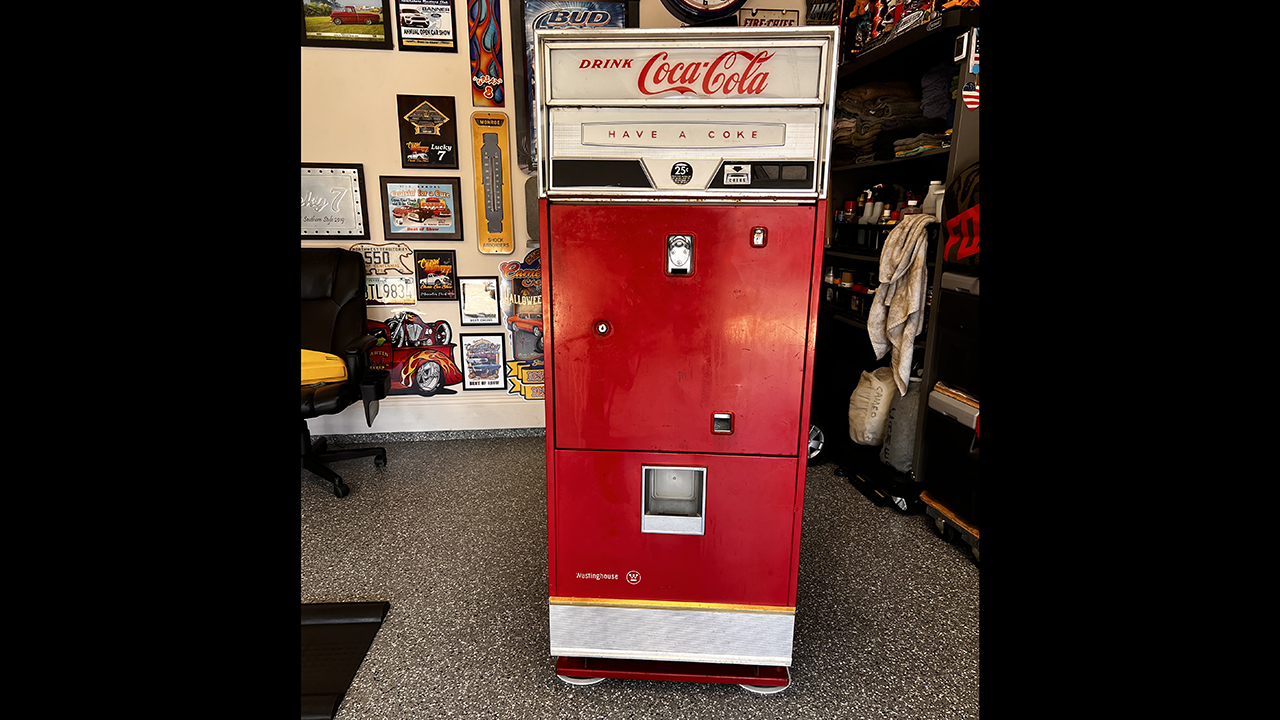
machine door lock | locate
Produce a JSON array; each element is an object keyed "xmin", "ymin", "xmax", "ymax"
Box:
[
  {"xmin": 751, "ymin": 227, "xmax": 767, "ymax": 247},
  {"xmin": 594, "ymin": 320, "xmax": 611, "ymax": 337}
]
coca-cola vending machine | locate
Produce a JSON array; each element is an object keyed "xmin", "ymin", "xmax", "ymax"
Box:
[{"xmin": 535, "ymin": 26, "xmax": 838, "ymax": 692}]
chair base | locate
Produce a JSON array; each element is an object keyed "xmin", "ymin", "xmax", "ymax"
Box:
[{"xmin": 301, "ymin": 420, "xmax": 387, "ymax": 497}]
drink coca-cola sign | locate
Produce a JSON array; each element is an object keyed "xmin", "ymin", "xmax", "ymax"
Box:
[
  {"xmin": 637, "ymin": 50, "xmax": 773, "ymax": 96},
  {"xmin": 547, "ymin": 44, "xmax": 824, "ymax": 102}
]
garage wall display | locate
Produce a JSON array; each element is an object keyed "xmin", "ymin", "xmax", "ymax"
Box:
[
  {"xmin": 379, "ymin": 176, "xmax": 463, "ymax": 240},
  {"xmin": 364, "ymin": 270, "xmax": 417, "ymax": 306},
  {"xmin": 397, "ymin": 95, "xmax": 459, "ymax": 169},
  {"xmin": 351, "ymin": 241, "xmax": 415, "ymax": 275},
  {"xmin": 366, "ymin": 312, "xmax": 464, "ymax": 396},
  {"xmin": 499, "ymin": 248, "xmax": 544, "ymax": 400},
  {"xmin": 458, "ymin": 276, "xmax": 500, "ymax": 325},
  {"xmin": 460, "ymin": 334, "xmax": 507, "ymax": 390},
  {"xmin": 737, "ymin": 7, "xmax": 799, "ymax": 26},
  {"xmin": 516, "ymin": 1, "xmax": 626, "ymax": 174},
  {"xmin": 395, "ymin": 0, "xmax": 458, "ymax": 52},
  {"xmin": 471, "ymin": 113, "xmax": 514, "ymax": 254},
  {"xmin": 302, "ymin": 163, "xmax": 370, "ymax": 240},
  {"xmin": 353, "ymin": 241, "xmax": 417, "ymax": 306},
  {"xmin": 467, "ymin": 0, "xmax": 507, "ymax": 106},
  {"xmin": 414, "ymin": 249, "xmax": 459, "ymax": 301},
  {"xmin": 301, "ymin": 0, "xmax": 394, "ymax": 50}
]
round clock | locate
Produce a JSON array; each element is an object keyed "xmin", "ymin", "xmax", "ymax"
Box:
[{"xmin": 659, "ymin": 0, "xmax": 750, "ymax": 25}]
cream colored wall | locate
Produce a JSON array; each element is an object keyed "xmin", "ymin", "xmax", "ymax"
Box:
[{"xmin": 302, "ymin": 0, "xmax": 810, "ymax": 436}]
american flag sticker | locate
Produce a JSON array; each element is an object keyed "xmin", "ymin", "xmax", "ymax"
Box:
[{"xmin": 962, "ymin": 81, "xmax": 980, "ymax": 110}]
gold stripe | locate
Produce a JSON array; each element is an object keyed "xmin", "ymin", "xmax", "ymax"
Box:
[{"xmin": 549, "ymin": 596, "xmax": 795, "ymax": 615}]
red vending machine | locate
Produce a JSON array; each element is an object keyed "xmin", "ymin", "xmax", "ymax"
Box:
[{"xmin": 534, "ymin": 25, "xmax": 839, "ymax": 692}]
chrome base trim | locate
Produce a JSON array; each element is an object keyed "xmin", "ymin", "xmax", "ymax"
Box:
[{"xmin": 549, "ymin": 602, "xmax": 795, "ymax": 666}]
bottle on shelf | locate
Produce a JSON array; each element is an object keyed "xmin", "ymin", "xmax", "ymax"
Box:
[
  {"xmin": 921, "ymin": 181, "xmax": 944, "ymax": 217},
  {"xmin": 861, "ymin": 185, "xmax": 884, "ymax": 224},
  {"xmin": 867, "ymin": 201, "xmax": 884, "ymax": 225}
]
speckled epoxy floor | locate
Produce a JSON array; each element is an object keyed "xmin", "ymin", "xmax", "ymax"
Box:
[{"xmin": 301, "ymin": 433, "xmax": 978, "ymax": 719}]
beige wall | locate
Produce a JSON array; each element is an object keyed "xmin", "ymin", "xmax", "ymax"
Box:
[{"xmin": 302, "ymin": 0, "xmax": 809, "ymax": 435}]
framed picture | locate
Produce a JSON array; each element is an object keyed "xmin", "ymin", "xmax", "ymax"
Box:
[
  {"xmin": 395, "ymin": 0, "xmax": 459, "ymax": 52},
  {"xmin": 467, "ymin": 0, "xmax": 506, "ymax": 107},
  {"xmin": 414, "ymin": 250, "xmax": 458, "ymax": 301},
  {"xmin": 459, "ymin": 333, "xmax": 507, "ymax": 390},
  {"xmin": 458, "ymin": 276, "xmax": 500, "ymax": 325},
  {"xmin": 379, "ymin": 176, "xmax": 463, "ymax": 240},
  {"xmin": 397, "ymin": 94, "xmax": 459, "ymax": 169},
  {"xmin": 301, "ymin": 0, "xmax": 395, "ymax": 50},
  {"xmin": 302, "ymin": 163, "xmax": 371, "ymax": 240}
]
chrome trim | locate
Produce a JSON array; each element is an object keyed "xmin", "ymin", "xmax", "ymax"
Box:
[{"xmin": 548, "ymin": 602, "xmax": 795, "ymax": 666}]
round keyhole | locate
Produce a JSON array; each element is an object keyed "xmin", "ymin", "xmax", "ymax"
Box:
[{"xmin": 594, "ymin": 320, "xmax": 611, "ymax": 336}]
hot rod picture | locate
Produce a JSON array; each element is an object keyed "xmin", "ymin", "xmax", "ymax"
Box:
[{"xmin": 366, "ymin": 311, "xmax": 464, "ymax": 396}]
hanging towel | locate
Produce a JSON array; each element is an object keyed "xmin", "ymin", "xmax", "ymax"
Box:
[{"xmin": 867, "ymin": 214, "xmax": 937, "ymax": 396}]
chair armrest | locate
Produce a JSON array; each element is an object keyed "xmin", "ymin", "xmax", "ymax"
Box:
[
  {"xmin": 340, "ymin": 334, "xmax": 378, "ymax": 377},
  {"xmin": 340, "ymin": 334, "xmax": 388, "ymax": 427}
]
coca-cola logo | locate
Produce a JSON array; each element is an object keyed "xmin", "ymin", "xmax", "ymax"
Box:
[{"xmin": 635, "ymin": 50, "xmax": 774, "ymax": 96}]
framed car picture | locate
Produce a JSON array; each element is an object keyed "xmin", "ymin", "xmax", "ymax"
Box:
[
  {"xmin": 414, "ymin": 250, "xmax": 458, "ymax": 301},
  {"xmin": 302, "ymin": 163, "xmax": 371, "ymax": 240},
  {"xmin": 458, "ymin": 276, "xmax": 500, "ymax": 325},
  {"xmin": 379, "ymin": 176, "xmax": 463, "ymax": 240},
  {"xmin": 301, "ymin": 0, "xmax": 395, "ymax": 50},
  {"xmin": 459, "ymin": 333, "xmax": 507, "ymax": 390},
  {"xmin": 395, "ymin": 0, "xmax": 458, "ymax": 52}
]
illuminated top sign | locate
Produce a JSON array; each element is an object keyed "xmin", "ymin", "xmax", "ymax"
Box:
[{"xmin": 545, "ymin": 41, "xmax": 827, "ymax": 103}]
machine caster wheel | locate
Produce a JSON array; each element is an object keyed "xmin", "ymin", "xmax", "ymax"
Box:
[
  {"xmin": 375, "ymin": 452, "xmax": 387, "ymax": 468},
  {"xmin": 806, "ymin": 424, "xmax": 825, "ymax": 465},
  {"xmin": 933, "ymin": 517, "xmax": 956, "ymax": 542},
  {"xmin": 557, "ymin": 674, "xmax": 606, "ymax": 686},
  {"xmin": 739, "ymin": 667, "xmax": 789, "ymax": 694},
  {"xmin": 740, "ymin": 683, "xmax": 788, "ymax": 695},
  {"xmin": 333, "ymin": 482, "xmax": 350, "ymax": 498}
]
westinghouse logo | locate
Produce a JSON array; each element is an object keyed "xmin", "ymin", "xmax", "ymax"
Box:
[{"xmin": 576, "ymin": 572, "xmax": 618, "ymax": 580}]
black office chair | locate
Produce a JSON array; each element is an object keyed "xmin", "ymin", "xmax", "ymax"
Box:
[{"xmin": 301, "ymin": 248, "xmax": 391, "ymax": 497}]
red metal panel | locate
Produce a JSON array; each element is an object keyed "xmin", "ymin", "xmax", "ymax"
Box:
[
  {"xmin": 548, "ymin": 203, "xmax": 818, "ymax": 457},
  {"xmin": 787, "ymin": 198, "xmax": 825, "ymax": 607},
  {"xmin": 541, "ymin": 198, "xmax": 559, "ymax": 599},
  {"xmin": 552, "ymin": 448, "xmax": 799, "ymax": 607}
]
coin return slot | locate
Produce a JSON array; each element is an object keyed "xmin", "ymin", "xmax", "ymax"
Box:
[
  {"xmin": 712, "ymin": 412, "xmax": 734, "ymax": 434},
  {"xmin": 641, "ymin": 466, "xmax": 706, "ymax": 535}
]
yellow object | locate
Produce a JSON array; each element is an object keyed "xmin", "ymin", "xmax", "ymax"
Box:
[
  {"xmin": 301, "ymin": 349, "xmax": 348, "ymax": 385},
  {"xmin": 471, "ymin": 112, "xmax": 514, "ymax": 255}
]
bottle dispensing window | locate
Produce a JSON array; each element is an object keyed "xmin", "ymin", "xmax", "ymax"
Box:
[{"xmin": 641, "ymin": 466, "xmax": 706, "ymax": 535}]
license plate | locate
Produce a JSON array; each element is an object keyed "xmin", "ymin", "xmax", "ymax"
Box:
[{"xmin": 365, "ymin": 275, "xmax": 415, "ymax": 305}]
